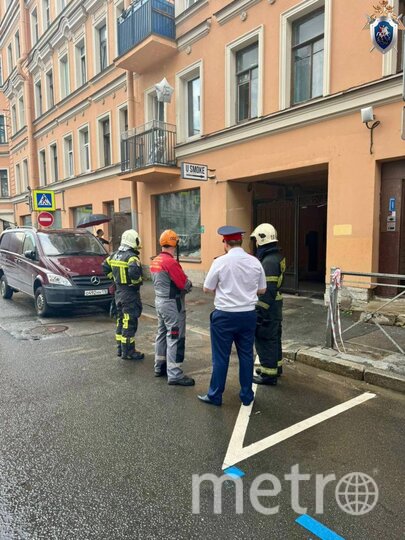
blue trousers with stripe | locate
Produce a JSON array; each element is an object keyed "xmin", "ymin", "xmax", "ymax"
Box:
[{"xmin": 207, "ymin": 309, "xmax": 257, "ymax": 405}]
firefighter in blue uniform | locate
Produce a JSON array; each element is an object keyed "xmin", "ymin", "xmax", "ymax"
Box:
[
  {"xmin": 250, "ymin": 223, "xmax": 286, "ymax": 385},
  {"xmin": 103, "ymin": 229, "xmax": 144, "ymax": 361}
]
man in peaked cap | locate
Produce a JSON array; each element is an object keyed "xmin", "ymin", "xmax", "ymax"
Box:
[{"xmin": 198, "ymin": 226, "xmax": 266, "ymax": 406}]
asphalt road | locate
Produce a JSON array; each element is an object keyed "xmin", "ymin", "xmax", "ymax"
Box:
[{"xmin": 0, "ymin": 293, "xmax": 404, "ymax": 539}]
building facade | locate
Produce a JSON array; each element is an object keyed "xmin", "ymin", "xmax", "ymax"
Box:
[{"xmin": 1, "ymin": 0, "xmax": 405, "ymax": 298}]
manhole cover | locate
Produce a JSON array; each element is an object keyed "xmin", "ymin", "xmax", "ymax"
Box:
[{"xmin": 30, "ymin": 325, "xmax": 68, "ymax": 337}]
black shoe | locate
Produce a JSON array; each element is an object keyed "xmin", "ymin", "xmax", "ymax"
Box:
[
  {"xmin": 168, "ymin": 376, "xmax": 195, "ymax": 386},
  {"xmin": 117, "ymin": 347, "xmax": 122, "ymax": 358},
  {"xmin": 253, "ymin": 375, "xmax": 277, "ymax": 385},
  {"xmin": 122, "ymin": 351, "xmax": 144, "ymax": 361},
  {"xmin": 197, "ymin": 394, "xmax": 221, "ymax": 406},
  {"xmin": 154, "ymin": 371, "xmax": 167, "ymax": 377}
]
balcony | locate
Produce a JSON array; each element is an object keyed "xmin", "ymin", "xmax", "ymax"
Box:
[
  {"xmin": 116, "ymin": 0, "xmax": 176, "ymax": 73},
  {"xmin": 120, "ymin": 121, "xmax": 180, "ymax": 182}
]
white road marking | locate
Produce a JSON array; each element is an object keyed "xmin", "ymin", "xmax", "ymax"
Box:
[{"xmin": 222, "ymin": 390, "xmax": 376, "ymax": 469}]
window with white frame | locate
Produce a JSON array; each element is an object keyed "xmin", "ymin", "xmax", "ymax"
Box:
[
  {"xmin": 99, "ymin": 117, "xmax": 111, "ymax": 167},
  {"xmin": 280, "ymin": 0, "xmax": 330, "ymax": 110},
  {"xmin": 39, "ymin": 149, "xmax": 47, "ymax": 185},
  {"xmin": 95, "ymin": 22, "xmax": 108, "ymax": 74},
  {"xmin": 31, "ymin": 8, "xmax": 39, "ymax": 45},
  {"xmin": 43, "ymin": 0, "xmax": 50, "ymax": 30},
  {"xmin": 18, "ymin": 95, "xmax": 25, "ymax": 128},
  {"xmin": 0, "ymin": 115, "xmax": 6, "ymax": 143},
  {"xmin": 34, "ymin": 79, "xmax": 43, "ymax": 118},
  {"xmin": 78, "ymin": 126, "xmax": 90, "ymax": 172},
  {"xmin": 59, "ymin": 54, "xmax": 70, "ymax": 99},
  {"xmin": 15, "ymin": 163, "xmax": 21, "ymax": 194},
  {"xmin": 7, "ymin": 44, "xmax": 13, "ymax": 75},
  {"xmin": 22, "ymin": 159, "xmax": 28, "ymax": 192},
  {"xmin": 146, "ymin": 90, "xmax": 165, "ymax": 123},
  {"xmin": 75, "ymin": 39, "xmax": 87, "ymax": 87},
  {"xmin": 15, "ymin": 31, "xmax": 20, "ymax": 60},
  {"xmin": 50, "ymin": 143, "xmax": 58, "ymax": 182},
  {"xmin": 64, "ymin": 135, "xmax": 74, "ymax": 177},
  {"xmin": 225, "ymin": 27, "xmax": 263, "ymax": 127},
  {"xmin": 0, "ymin": 170, "xmax": 9, "ymax": 197},
  {"xmin": 176, "ymin": 63, "xmax": 202, "ymax": 142},
  {"xmin": 292, "ymin": 8, "xmax": 324, "ymax": 105},
  {"xmin": 46, "ymin": 70, "xmax": 54, "ymax": 108},
  {"xmin": 118, "ymin": 106, "xmax": 128, "ymax": 160},
  {"xmin": 11, "ymin": 104, "xmax": 17, "ymax": 134}
]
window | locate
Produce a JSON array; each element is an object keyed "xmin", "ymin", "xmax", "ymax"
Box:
[
  {"xmin": 118, "ymin": 106, "xmax": 128, "ymax": 160},
  {"xmin": 79, "ymin": 126, "xmax": 90, "ymax": 172},
  {"xmin": 0, "ymin": 170, "xmax": 9, "ymax": 197},
  {"xmin": 7, "ymin": 44, "xmax": 13, "ymax": 75},
  {"xmin": 50, "ymin": 143, "xmax": 58, "ymax": 182},
  {"xmin": 15, "ymin": 163, "xmax": 21, "ymax": 193},
  {"xmin": 15, "ymin": 32, "xmax": 20, "ymax": 60},
  {"xmin": 35, "ymin": 79, "xmax": 43, "ymax": 118},
  {"xmin": 64, "ymin": 135, "xmax": 74, "ymax": 177},
  {"xmin": 146, "ymin": 91, "xmax": 165, "ymax": 123},
  {"xmin": 39, "ymin": 149, "xmax": 47, "ymax": 185},
  {"xmin": 99, "ymin": 117, "xmax": 111, "ymax": 167},
  {"xmin": 96, "ymin": 23, "xmax": 108, "ymax": 73},
  {"xmin": 187, "ymin": 77, "xmax": 201, "ymax": 137},
  {"xmin": 31, "ymin": 9, "xmax": 39, "ymax": 45},
  {"xmin": 156, "ymin": 189, "xmax": 201, "ymax": 259},
  {"xmin": 43, "ymin": 0, "xmax": 50, "ymax": 30},
  {"xmin": 73, "ymin": 205, "xmax": 93, "ymax": 226},
  {"xmin": 22, "ymin": 159, "xmax": 28, "ymax": 192},
  {"xmin": 0, "ymin": 116, "xmax": 6, "ymax": 143},
  {"xmin": 46, "ymin": 70, "xmax": 54, "ymax": 108},
  {"xmin": 11, "ymin": 105, "xmax": 17, "ymax": 134},
  {"xmin": 292, "ymin": 9, "xmax": 324, "ymax": 104},
  {"xmin": 236, "ymin": 43, "xmax": 258, "ymax": 122},
  {"xmin": 0, "ymin": 58, "xmax": 3, "ymax": 85},
  {"xmin": 119, "ymin": 197, "xmax": 131, "ymax": 213},
  {"xmin": 75, "ymin": 40, "xmax": 87, "ymax": 87},
  {"xmin": 18, "ymin": 95, "xmax": 25, "ymax": 128},
  {"xmin": 50, "ymin": 209, "xmax": 62, "ymax": 229},
  {"xmin": 59, "ymin": 55, "xmax": 70, "ymax": 100},
  {"xmin": 21, "ymin": 215, "xmax": 32, "ymax": 227}
]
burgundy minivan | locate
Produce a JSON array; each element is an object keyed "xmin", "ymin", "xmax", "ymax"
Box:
[{"xmin": 0, "ymin": 227, "xmax": 113, "ymax": 316}]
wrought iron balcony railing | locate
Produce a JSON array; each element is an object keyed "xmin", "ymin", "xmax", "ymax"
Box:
[
  {"xmin": 121, "ymin": 121, "xmax": 177, "ymax": 172},
  {"xmin": 117, "ymin": 0, "xmax": 175, "ymax": 57}
]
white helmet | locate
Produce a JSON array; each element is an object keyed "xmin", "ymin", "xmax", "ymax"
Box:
[
  {"xmin": 121, "ymin": 229, "xmax": 141, "ymax": 249},
  {"xmin": 250, "ymin": 223, "xmax": 278, "ymax": 246}
]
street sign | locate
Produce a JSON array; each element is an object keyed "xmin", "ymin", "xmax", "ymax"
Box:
[
  {"xmin": 38, "ymin": 211, "xmax": 54, "ymax": 228},
  {"xmin": 181, "ymin": 162, "xmax": 208, "ymax": 181},
  {"xmin": 33, "ymin": 190, "xmax": 56, "ymax": 211}
]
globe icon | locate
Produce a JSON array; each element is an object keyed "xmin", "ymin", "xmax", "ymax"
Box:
[{"xmin": 335, "ymin": 473, "xmax": 379, "ymax": 516}]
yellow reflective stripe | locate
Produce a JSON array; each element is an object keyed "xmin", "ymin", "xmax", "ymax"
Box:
[
  {"xmin": 266, "ymin": 276, "xmax": 279, "ymax": 282},
  {"xmin": 278, "ymin": 258, "xmax": 286, "ymax": 288},
  {"xmin": 120, "ymin": 266, "xmax": 127, "ymax": 284},
  {"xmin": 277, "ymin": 360, "xmax": 283, "ymax": 367},
  {"xmin": 110, "ymin": 260, "xmax": 129, "ymax": 268},
  {"xmin": 276, "ymin": 292, "xmax": 283, "ymax": 301},
  {"xmin": 107, "ymin": 272, "xmax": 113, "ymax": 279},
  {"xmin": 260, "ymin": 367, "xmax": 278, "ymax": 376},
  {"xmin": 130, "ymin": 277, "xmax": 142, "ymax": 285},
  {"xmin": 123, "ymin": 314, "xmax": 129, "ymax": 329},
  {"xmin": 127, "ymin": 256, "xmax": 140, "ymax": 264},
  {"xmin": 257, "ymin": 301, "xmax": 270, "ymax": 309}
]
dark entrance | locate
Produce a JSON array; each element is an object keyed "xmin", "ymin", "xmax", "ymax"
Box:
[{"xmin": 253, "ymin": 179, "xmax": 327, "ymax": 297}]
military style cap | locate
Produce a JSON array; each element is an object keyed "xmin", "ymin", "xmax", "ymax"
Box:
[{"xmin": 217, "ymin": 225, "xmax": 245, "ymax": 242}]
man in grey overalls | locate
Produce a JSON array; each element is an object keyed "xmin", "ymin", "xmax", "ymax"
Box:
[{"xmin": 150, "ymin": 229, "xmax": 195, "ymax": 386}]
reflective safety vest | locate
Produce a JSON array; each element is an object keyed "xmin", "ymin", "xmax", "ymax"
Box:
[{"xmin": 103, "ymin": 248, "xmax": 143, "ymax": 289}]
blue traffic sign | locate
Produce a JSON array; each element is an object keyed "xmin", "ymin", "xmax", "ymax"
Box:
[{"xmin": 32, "ymin": 190, "xmax": 56, "ymax": 212}]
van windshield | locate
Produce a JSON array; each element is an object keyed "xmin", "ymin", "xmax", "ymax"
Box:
[{"xmin": 38, "ymin": 232, "xmax": 107, "ymax": 256}]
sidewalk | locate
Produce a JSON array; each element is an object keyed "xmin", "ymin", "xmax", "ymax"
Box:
[{"xmin": 141, "ymin": 281, "xmax": 405, "ymax": 394}]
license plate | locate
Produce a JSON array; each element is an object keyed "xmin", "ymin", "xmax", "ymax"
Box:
[{"xmin": 84, "ymin": 289, "xmax": 108, "ymax": 296}]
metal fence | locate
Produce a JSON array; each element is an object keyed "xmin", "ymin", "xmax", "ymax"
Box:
[
  {"xmin": 326, "ymin": 268, "xmax": 405, "ymax": 355},
  {"xmin": 117, "ymin": 0, "xmax": 175, "ymax": 57},
  {"xmin": 121, "ymin": 121, "xmax": 177, "ymax": 172}
]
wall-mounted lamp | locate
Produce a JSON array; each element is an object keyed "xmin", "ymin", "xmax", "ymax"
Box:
[{"xmin": 361, "ymin": 106, "xmax": 381, "ymax": 154}]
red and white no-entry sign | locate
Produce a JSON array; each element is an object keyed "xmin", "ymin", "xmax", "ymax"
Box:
[{"xmin": 38, "ymin": 211, "xmax": 54, "ymax": 228}]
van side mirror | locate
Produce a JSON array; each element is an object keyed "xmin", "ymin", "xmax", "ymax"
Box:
[{"xmin": 24, "ymin": 249, "xmax": 37, "ymax": 260}]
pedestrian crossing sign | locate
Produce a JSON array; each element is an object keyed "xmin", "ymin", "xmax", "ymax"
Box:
[{"xmin": 33, "ymin": 190, "xmax": 56, "ymax": 212}]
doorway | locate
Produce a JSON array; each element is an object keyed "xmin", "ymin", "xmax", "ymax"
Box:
[{"xmin": 253, "ymin": 178, "xmax": 327, "ymax": 297}]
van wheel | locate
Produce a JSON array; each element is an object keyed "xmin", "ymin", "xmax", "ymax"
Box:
[
  {"xmin": 1, "ymin": 276, "xmax": 13, "ymax": 299},
  {"xmin": 35, "ymin": 287, "xmax": 51, "ymax": 317}
]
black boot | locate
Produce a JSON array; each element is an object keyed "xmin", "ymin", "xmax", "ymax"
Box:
[
  {"xmin": 122, "ymin": 342, "xmax": 144, "ymax": 361},
  {"xmin": 253, "ymin": 374, "xmax": 277, "ymax": 386},
  {"xmin": 117, "ymin": 345, "xmax": 122, "ymax": 357}
]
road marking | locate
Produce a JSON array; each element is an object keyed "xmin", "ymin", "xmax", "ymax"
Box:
[
  {"xmin": 222, "ymin": 391, "xmax": 376, "ymax": 469},
  {"xmin": 296, "ymin": 515, "xmax": 345, "ymax": 540}
]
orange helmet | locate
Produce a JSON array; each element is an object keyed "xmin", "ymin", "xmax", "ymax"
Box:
[{"xmin": 159, "ymin": 229, "xmax": 179, "ymax": 247}]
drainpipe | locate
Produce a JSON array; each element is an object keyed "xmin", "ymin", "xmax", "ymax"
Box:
[
  {"xmin": 17, "ymin": 0, "xmax": 39, "ymax": 194},
  {"xmin": 127, "ymin": 70, "xmax": 139, "ymax": 232}
]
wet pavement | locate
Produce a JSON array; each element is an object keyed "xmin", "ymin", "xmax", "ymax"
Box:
[{"xmin": 1, "ymin": 288, "xmax": 405, "ymax": 539}]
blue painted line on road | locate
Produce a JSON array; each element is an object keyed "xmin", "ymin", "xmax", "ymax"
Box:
[
  {"xmin": 223, "ymin": 466, "xmax": 245, "ymax": 478},
  {"xmin": 296, "ymin": 515, "xmax": 345, "ymax": 540}
]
